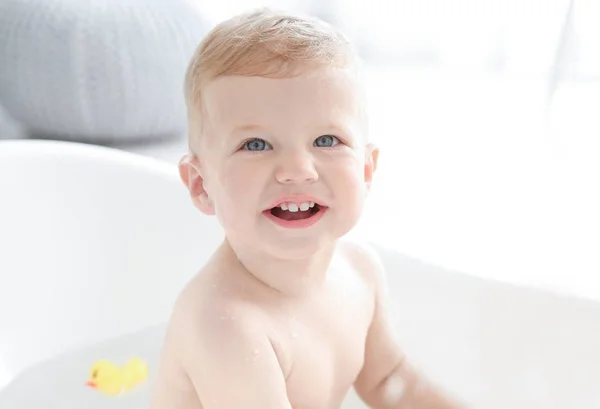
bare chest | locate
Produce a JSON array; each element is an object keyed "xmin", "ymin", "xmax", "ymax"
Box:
[{"xmin": 272, "ymin": 283, "xmax": 374, "ymax": 409}]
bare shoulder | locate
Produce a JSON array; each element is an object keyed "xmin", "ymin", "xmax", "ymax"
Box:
[
  {"xmin": 154, "ymin": 263, "xmax": 293, "ymax": 409},
  {"xmin": 338, "ymin": 238, "xmax": 387, "ymax": 289},
  {"xmin": 159, "ymin": 261, "xmax": 268, "ymax": 373},
  {"xmin": 170, "ymin": 266, "xmax": 263, "ymax": 345}
]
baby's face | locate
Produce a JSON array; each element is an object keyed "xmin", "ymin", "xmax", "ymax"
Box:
[{"xmin": 192, "ymin": 67, "xmax": 377, "ymax": 259}]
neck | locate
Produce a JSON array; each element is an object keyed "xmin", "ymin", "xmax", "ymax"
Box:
[{"xmin": 221, "ymin": 238, "xmax": 337, "ymax": 297}]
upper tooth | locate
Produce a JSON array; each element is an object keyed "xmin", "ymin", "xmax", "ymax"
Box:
[{"xmin": 279, "ymin": 201, "xmax": 315, "ymax": 212}]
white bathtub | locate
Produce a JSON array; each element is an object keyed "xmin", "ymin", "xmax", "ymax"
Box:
[{"xmin": 1, "ymin": 140, "xmax": 599, "ymax": 409}]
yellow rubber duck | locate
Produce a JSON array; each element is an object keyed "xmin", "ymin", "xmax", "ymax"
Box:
[{"xmin": 85, "ymin": 357, "xmax": 149, "ymax": 396}]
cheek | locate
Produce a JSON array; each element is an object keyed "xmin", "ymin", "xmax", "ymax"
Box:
[
  {"xmin": 342, "ymin": 157, "xmax": 370, "ymax": 205},
  {"xmin": 211, "ymin": 162, "xmax": 265, "ymax": 223},
  {"xmin": 330, "ymin": 155, "xmax": 368, "ymax": 192},
  {"xmin": 323, "ymin": 156, "xmax": 368, "ymax": 223}
]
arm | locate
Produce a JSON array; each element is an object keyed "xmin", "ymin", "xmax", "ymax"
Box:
[
  {"xmin": 185, "ymin": 306, "xmax": 292, "ymax": 409},
  {"xmin": 353, "ymin": 246, "xmax": 467, "ymax": 409},
  {"xmin": 153, "ymin": 293, "xmax": 292, "ymax": 409}
]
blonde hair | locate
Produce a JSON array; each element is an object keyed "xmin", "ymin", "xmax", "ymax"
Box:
[{"xmin": 183, "ymin": 8, "xmax": 361, "ymax": 152}]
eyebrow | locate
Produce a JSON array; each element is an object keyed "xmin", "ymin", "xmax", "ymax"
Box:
[
  {"xmin": 321, "ymin": 122, "xmax": 357, "ymax": 140},
  {"xmin": 230, "ymin": 124, "xmax": 267, "ymax": 134},
  {"xmin": 327, "ymin": 122, "xmax": 352, "ymax": 134}
]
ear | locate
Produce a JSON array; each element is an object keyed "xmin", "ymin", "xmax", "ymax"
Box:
[
  {"xmin": 364, "ymin": 143, "xmax": 379, "ymax": 189},
  {"xmin": 178, "ymin": 154, "xmax": 215, "ymax": 215}
]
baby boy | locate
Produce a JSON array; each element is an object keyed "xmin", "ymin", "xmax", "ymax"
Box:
[{"xmin": 150, "ymin": 8, "xmax": 467, "ymax": 409}]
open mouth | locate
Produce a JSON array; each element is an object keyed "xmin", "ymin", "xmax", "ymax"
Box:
[{"xmin": 270, "ymin": 203, "xmax": 322, "ymax": 221}]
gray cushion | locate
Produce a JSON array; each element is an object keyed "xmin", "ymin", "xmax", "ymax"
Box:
[
  {"xmin": 0, "ymin": 105, "xmax": 22, "ymax": 140},
  {"xmin": 0, "ymin": 0, "xmax": 208, "ymax": 143}
]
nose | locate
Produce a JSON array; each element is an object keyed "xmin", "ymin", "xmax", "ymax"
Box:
[{"xmin": 275, "ymin": 151, "xmax": 318, "ymax": 184}]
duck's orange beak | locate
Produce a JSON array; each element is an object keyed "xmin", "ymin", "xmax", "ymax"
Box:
[{"xmin": 85, "ymin": 381, "xmax": 96, "ymax": 388}]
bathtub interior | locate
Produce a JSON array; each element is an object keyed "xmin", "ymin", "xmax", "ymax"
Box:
[
  {"xmin": 1, "ymin": 246, "xmax": 599, "ymax": 409},
  {"xmin": 0, "ymin": 140, "xmax": 223, "ymax": 379}
]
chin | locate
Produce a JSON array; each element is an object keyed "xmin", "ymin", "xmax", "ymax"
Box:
[{"xmin": 263, "ymin": 236, "xmax": 336, "ymax": 260}]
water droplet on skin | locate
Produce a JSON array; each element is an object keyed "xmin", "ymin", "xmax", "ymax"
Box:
[
  {"xmin": 383, "ymin": 375, "xmax": 406, "ymax": 404},
  {"xmin": 250, "ymin": 349, "xmax": 260, "ymax": 361}
]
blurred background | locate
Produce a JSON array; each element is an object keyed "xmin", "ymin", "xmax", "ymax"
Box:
[{"xmin": 1, "ymin": 0, "xmax": 598, "ymax": 299}]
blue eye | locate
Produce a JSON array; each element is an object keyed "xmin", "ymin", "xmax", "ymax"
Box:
[
  {"xmin": 314, "ymin": 135, "xmax": 340, "ymax": 148},
  {"xmin": 243, "ymin": 138, "xmax": 272, "ymax": 151}
]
